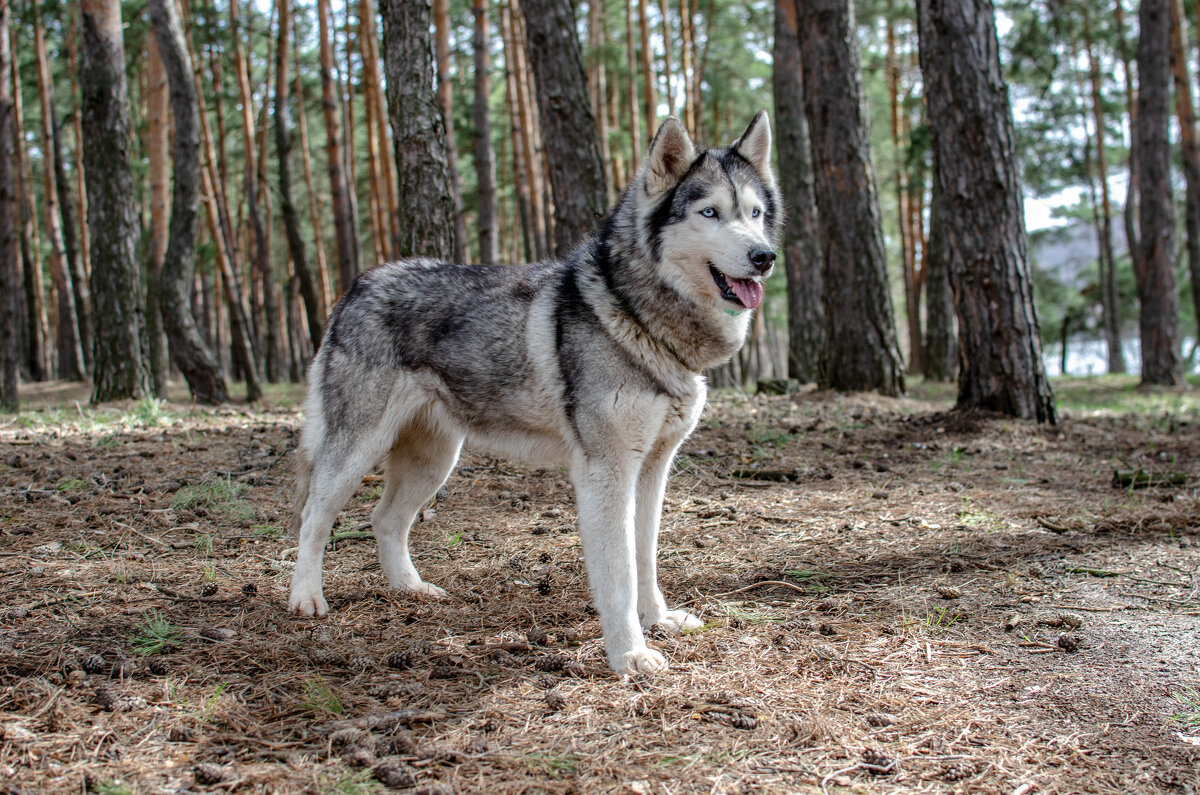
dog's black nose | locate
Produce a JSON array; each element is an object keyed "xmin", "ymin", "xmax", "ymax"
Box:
[{"xmin": 748, "ymin": 248, "xmax": 776, "ymax": 272}]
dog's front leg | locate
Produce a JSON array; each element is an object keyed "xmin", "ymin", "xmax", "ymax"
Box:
[
  {"xmin": 572, "ymin": 455, "xmax": 667, "ymax": 674},
  {"xmin": 634, "ymin": 443, "xmax": 703, "ymax": 635}
]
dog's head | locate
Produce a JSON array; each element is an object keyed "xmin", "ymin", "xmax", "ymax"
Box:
[{"xmin": 635, "ymin": 111, "xmax": 782, "ymax": 314}]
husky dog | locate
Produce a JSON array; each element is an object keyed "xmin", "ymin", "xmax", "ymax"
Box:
[{"xmin": 288, "ymin": 112, "xmax": 780, "ymax": 674}]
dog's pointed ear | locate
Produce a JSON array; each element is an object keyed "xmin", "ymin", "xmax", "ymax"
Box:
[
  {"xmin": 731, "ymin": 110, "xmax": 774, "ymax": 182},
  {"xmin": 644, "ymin": 117, "xmax": 697, "ymax": 196}
]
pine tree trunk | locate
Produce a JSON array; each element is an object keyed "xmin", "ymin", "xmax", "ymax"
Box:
[
  {"xmin": 887, "ymin": 10, "xmax": 923, "ymax": 376},
  {"xmin": 1085, "ymin": 11, "xmax": 1125, "ymax": 374},
  {"xmin": 773, "ymin": 0, "xmax": 823, "ymax": 383},
  {"xmin": 292, "ymin": 55, "xmax": 332, "ymax": 312},
  {"xmin": 624, "ymin": 0, "xmax": 642, "ymax": 164},
  {"xmin": 637, "ymin": 0, "xmax": 656, "ymax": 139},
  {"xmin": 0, "ymin": 0, "xmax": 17, "ymax": 410},
  {"xmin": 917, "ymin": 0, "xmax": 1055, "ymax": 421},
  {"xmin": 380, "ymin": 0, "xmax": 456, "ymax": 259},
  {"xmin": 1135, "ymin": 0, "xmax": 1182, "ymax": 385},
  {"xmin": 276, "ymin": 0, "xmax": 325, "ymax": 350},
  {"xmin": 359, "ymin": 0, "xmax": 400, "ymax": 259},
  {"xmin": 10, "ymin": 31, "xmax": 49, "ymax": 383},
  {"xmin": 657, "ymin": 0, "xmax": 674, "ymax": 116},
  {"xmin": 179, "ymin": 5, "xmax": 260, "ymax": 399},
  {"xmin": 51, "ymin": 101, "xmax": 92, "ymax": 372},
  {"xmin": 511, "ymin": 3, "xmax": 548, "ymax": 259},
  {"xmin": 146, "ymin": 0, "xmax": 227, "ymax": 404},
  {"xmin": 473, "ymin": 0, "xmax": 499, "ymax": 263},
  {"xmin": 922, "ymin": 170, "xmax": 956, "ymax": 381},
  {"xmin": 146, "ymin": 34, "xmax": 170, "ymax": 397},
  {"xmin": 796, "ymin": 0, "xmax": 904, "ymax": 396},
  {"xmin": 521, "ymin": 0, "xmax": 608, "ymax": 256},
  {"xmin": 434, "ymin": 0, "xmax": 469, "ymax": 262},
  {"xmin": 1115, "ymin": 0, "xmax": 1140, "ymax": 266},
  {"xmin": 318, "ymin": 0, "xmax": 360, "ymax": 295},
  {"xmin": 678, "ymin": 0, "xmax": 695, "ymax": 133},
  {"xmin": 357, "ymin": 0, "xmax": 386, "ymax": 265},
  {"xmin": 81, "ymin": 0, "xmax": 154, "ymax": 401},
  {"xmin": 500, "ymin": 0, "xmax": 535, "ymax": 262},
  {"xmin": 66, "ymin": 7, "xmax": 90, "ymax": 285},
  {"xmin": 1171, "ymin": 0, "xmax": 1200, "ymax": 364},
  {"xmin": 231, "ymin": 0, "xmax": 274, "ymax": 380},
  {"xmin": 35, "ymin": 19, "xmax": 86, "ymax": 381},
  {"xmin": 587, "ymin": 0, "xmax": 612, "ymax": 205}
]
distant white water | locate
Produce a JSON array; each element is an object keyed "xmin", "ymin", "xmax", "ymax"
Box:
[{"xmin": 1042, "ymin": 336, "xmax": 1200, "ymax": 377}]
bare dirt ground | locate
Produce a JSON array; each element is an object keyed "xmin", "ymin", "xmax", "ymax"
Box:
[{"xmin": 1, "ymin": 378, "xmax": 1198, "ymax": 794}]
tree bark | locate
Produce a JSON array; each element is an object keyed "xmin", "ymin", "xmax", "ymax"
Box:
[
  {"xmin": 473, "ymin": 0, "xmax": 499, "ymax": 263},
  {"xmin": 637, "ymin": 0, "xmax": 656, "ymax": 140},
  {"xmin": 318, "ymin": 0, "xmax": 360, "ymax": 295},
  {"xmin": 1171, "ymin": 0, "xmax": 1200, "ymax": 366},
  {"xmin": 147, "ymin": 0, "xmax": 227, "ymax": 404},
  {"xmin": 292, "ymin": 47, "xmax": 332, "ymax": 313},
  {"xmin": 657, "ymin": 0, "xmax": 674, "ymax": 116},
  {"xmin": 796, "ymin": 0, "xmax": 904, "ymax": 396},
  {"xmin": 276, "ymin": 0, "xmax": 325, "ymax": 349},
  {"xmin": 81, "ymin": 0, "xmax": 153, "ymax": 402},
  {"xmin": 10, "ymin": 26, "xmax": 48, "ymax": 384},
  {"xmin": 231, "ymin": 0, "xmax": 276, "ymax": 381},
  {"xmin": 380, "ymin": 0, "xmax": 456, "ymax": 259},
  {"xmin": 1085, "ymin": 10, "xmax": 1125, "ymax": 374},
  {"xmin": 521, "ymin": 0, "xmax": 608, "ymax": 256},
  {"xmin": 1135, "ymin": 0, "xmax": 1181, "ymax": 385},
  {"xmin": 51, "ymin": 99, "xmax": 92, "ymax": 373},
  {"xmin": 0, "ymin": 0, "xmax": 17, "ymax": 410},
  {"xmin": 146, "ymin": 34, "xmax": 169, "ymax": 397},
  {"xmin": 922, "ymin": 168, "xmax": 956, "ymax": 381},
  {"xmin": 624, "ymin": 0, "xmax": 642, "ymax": 166},
  {"xmin": 917, "ymin": 0, "xmax": 1055, "ymax": 421},
  {"xmin": 1115, "ymin": 0, "xmax": 1140, "ymax": 267},
  {"xmin": 66, "ymin": 7, "xmax": 90, "ymax": 287},
  {"xmin": 510, "ymin": 2, "xmax": 548, "ymax": 259},
  {"xmin": 434, "ymin": 0, "xmax": 469, "ymax": 262},
  {"xmin": 773, "ymin": 0, "xmax": 824, "ymax": 383},
  {"xmin": 500, "ymin": 0, "xmax": 535, "ymax": 262},
  {"xmin": 35, "ymin": 18, "xmax": 86, "ymax": 381}
]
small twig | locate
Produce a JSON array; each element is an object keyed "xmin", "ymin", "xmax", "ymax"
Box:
[
  {"xmin": 677, "ymin": 580, "xmax": 811, "ymax": 608},
  {"xmin": 110, "ymin": 520, "xmax": 173, "ymax": 549}
]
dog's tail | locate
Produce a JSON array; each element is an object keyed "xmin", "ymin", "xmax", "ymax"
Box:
[{"xmin": 290, "ymin": 448, "xmax": 313, "ymax": 537}]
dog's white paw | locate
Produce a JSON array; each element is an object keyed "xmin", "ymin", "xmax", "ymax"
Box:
[
  {"xmin": 288, "ymin": 587, "xmax": 329, "ymax": 617},
  {"xmin": 650, "ymin": 609, "xmax": 703, "ymax": 634},
  {"xmin": 615, "ymin": 647, "xmax": 669, "ymax": 675},
  {"xmin": 397, "ymin": 580, "xmax": 447, "ymax": 599}
]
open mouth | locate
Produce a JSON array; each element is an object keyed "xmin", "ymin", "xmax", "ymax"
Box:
[{"xmin": 709, "ymin": 264, "xmax": 764, "ymax": 310}]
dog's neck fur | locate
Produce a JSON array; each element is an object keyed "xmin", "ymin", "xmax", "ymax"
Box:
[{"xmin": 574, "ymin": 191, "xmax": 748, "ymax": 379}]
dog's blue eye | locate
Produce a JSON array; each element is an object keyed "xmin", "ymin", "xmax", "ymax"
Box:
[
  {"xmin": 751, "ymin": 207, "xmax": 762, "ymax": 219},
  {"xmin": 700, "ymin": 207, "xmax": 717, "ymax": 218}
]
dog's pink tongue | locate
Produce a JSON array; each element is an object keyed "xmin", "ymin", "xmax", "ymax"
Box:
[{"xmin": 730, "ymin": 278, "xmax": 764, "ymax": 310}]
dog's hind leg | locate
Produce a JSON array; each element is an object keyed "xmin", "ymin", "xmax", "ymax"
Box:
[
  {"xmin": 289, "ymin": 434, "xmax": 398, "ymax": 617},
  {"xmin": 372, "ymin": 421, "xmax": 464, "ymax": 597}
]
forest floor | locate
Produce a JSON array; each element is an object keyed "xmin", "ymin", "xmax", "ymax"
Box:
[{"xmin": 1, "ymin": 376, "xmax": 1199, "ymax": 795}]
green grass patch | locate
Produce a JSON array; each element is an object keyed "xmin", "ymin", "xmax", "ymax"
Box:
[
  {"xmin": 522, "ymin": 751, "xmax": 580, "ymax": 776},
  {"xmin": 254, "ymin": 524, "xmax": 285, "ymax": 540},
  {"xmin": 917, "ymin": 606, "xmax": 962, "ymax": 635},
  {"xmin": 57, "ymin": 477, "xmax": 91, "ymax": 493},
  {"xmin": 128, "ymin": 609, "xmax": 185, "ymax": 656},
  {"xmin": 92, "ymin": 783, "xmax": 136, "ymax": 795},
  {"xmin": 1171, "ymin": 687, "xmax": 1200, "ymax": 731},
  {"xmin": 171, "ymin": 475, "xmax": 255, "ymax": 522},
  {"xmin": 300, "ymin": 677, "xmax": 344, "ymax": 715}
]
